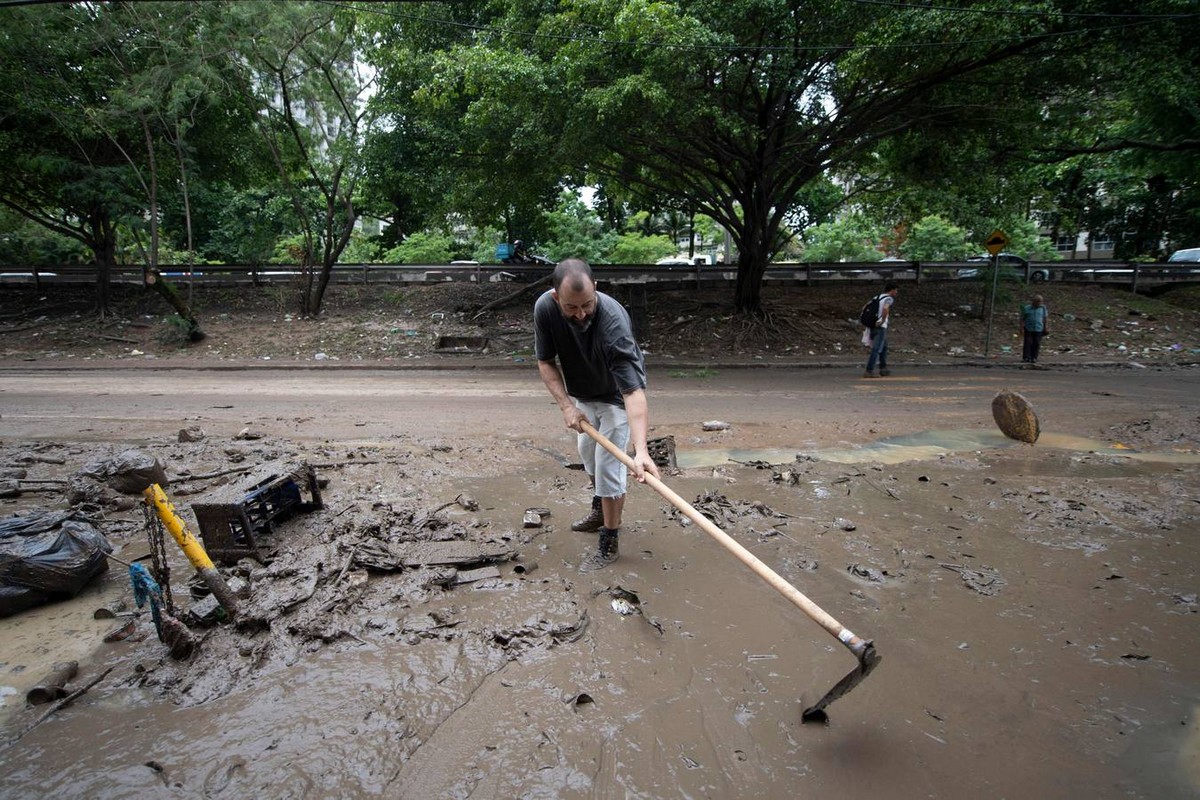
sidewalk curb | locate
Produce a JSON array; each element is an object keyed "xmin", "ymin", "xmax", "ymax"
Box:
[{"xmin": 0, "ymin": 358, "xmax": 1194, "ymax": 373}]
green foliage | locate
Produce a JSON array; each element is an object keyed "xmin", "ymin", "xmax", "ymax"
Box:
[
  {"xmin": 382, "ymin": 232, "xmax": 454, "ymax": 264},
  {"xmin": 541, "ymin": 192, "xmax": 617, "ymax": 264},
  {"xmin": 202, "ymin": 187, "xmax": 297, "ymax": 264},
  {"xmin": 0, "ymin": 209, "xmax": 89, "ymax": 265},
  {"xmin": 607, "ymin": 234, "xmax": 676, "ymax": 264},
  {"xmin": 801, "ymin": 216, "xmax": 886, "ymax": 263},
  {"xmin": 338, "ymin": 232, "xmax": 384, "ymax": 265},
  {"xmin": 156, "ymin": 314, "xmax": 195, "ymax": 348},
  {"xmin": 900, "ymin": 216, "xmax": 971, "ymax": 261},
  {"xmin": 667, "ymin": 368, "xmax": 717, "ymax": 379},
  {"xmin": 997, "ymin": 219, "xmax": 1059, "ymax": 261}
]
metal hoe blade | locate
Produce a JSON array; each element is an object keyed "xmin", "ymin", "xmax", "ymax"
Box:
[{"xmin": 801, "ymin": 640, "xmax": 882, "ymax": 724}]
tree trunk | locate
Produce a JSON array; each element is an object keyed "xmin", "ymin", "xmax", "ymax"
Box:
[
  {"xmin": 145, "ymin": 271, "xmax": 206, "ymax": 341},
  {"xmin": 731, "ymin": 199, "xmax": 775, "ymax": 315},
  {"xmin": 89, "ymin": 209, "xmax": 117, "ymax": 318}
]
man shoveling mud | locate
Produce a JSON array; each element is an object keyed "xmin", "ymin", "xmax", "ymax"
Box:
[{"xmin": 534, "ymin": 258, "xmax": 660, "ymax": 571}]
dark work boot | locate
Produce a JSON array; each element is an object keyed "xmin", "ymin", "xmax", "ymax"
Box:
[
  {"xmin": 580, "ymin": 528, "xmax": 619, "ymax": 572},
  {"xmin": 571, "ymin": 496, "xmax": 604, "ymax": 532}
]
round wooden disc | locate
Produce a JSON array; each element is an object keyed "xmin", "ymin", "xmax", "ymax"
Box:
[{"xmin": 992, "ymin": 390, "xmax": 1040, "ymax": 443}]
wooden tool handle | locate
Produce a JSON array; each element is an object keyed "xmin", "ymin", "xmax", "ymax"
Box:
[{"xmin": 581, "ymin": 420, "xmax": 869, "ymax": 655}]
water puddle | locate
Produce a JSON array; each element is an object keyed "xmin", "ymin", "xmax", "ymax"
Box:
[
  {"xmin": 0, "ymin": 568, "xmax": 127, "ymax": 724},
  {"xmin": 675, "ymin": 428, "xmax": 1200, "ymax": 468}
]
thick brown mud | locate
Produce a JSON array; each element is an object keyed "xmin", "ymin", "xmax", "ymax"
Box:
[{"xmin": 0, "ymin": 366, "xmax": 1197, "ymax": 798}]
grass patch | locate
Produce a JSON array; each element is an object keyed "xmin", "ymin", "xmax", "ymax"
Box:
[{"xmin": 667, "ymin": 367, "xmax": 718, "ymax": 379}]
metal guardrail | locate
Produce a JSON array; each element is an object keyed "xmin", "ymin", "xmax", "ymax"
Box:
[{"xmin": 0, "ymin": 260, "xmax": 1196, "ymax": 288}]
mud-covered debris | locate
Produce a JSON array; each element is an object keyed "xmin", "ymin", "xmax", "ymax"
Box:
[
  {"xmin": 521, "ymin": 507, "xmax": 551, "ymax": 528},
  {"xmin": 611, "ymin": 597, "xmax": 637, "ymax": 615},
  {"xmin": 456, "ymin": 494, "xmax": 479, "ymax": 511},
  {"xmin": 602, "ymin": 586, "xmax": 663, "ymax": 634},
  {"xmin": 25, "ymin": 660, "xmax": 78, "ymax": 705},
  {"xmin": 701, "ymin": 420, "xmax": 731, "ymax": 431},
  {"xmin": 78, "ymin": 449, "xmax": 169, "ymax": 495},
  {"xmin": 848, "ymin": 564, "xmax": 886, "ymax": 582},
  {"xmin": 566, "ymin": 692, "xmax": 594, "ymax": 709},
  {"xmin": 185, "ymin": 594, "xmax": 225, "ymax": 627},
  {"xmin": 391, "ymin": 540, "xmax": 516, "ymax": 567},
  {"xmin": 607, "ymin": 586, "xmax": 641, "ymax": 610},
  {"xmin": 1120, "ymin": 651, "xmax": 1151, "ymax": 661},
  {"xmin": 772, "ymin": 468, "xmax": 802, "ymax": 485},
  {"xmin": 353, "ymin": 539, "xmax": 404, "ymax": 571},
  {"xmin": 647, "ymin": 435, "xmax": 677, "ymax": 470},
  {"xmin": 103, "ymin": 619, "xmax": 136, "ymax": 642},
  {"xmin": 0, "ymin": 479, "xmax": 18, "ymax": 498},
  {"xmin": 233, "ymin": 428, "xmax": 263, "ymax": 441},
  {"xmin": 672, "ymin": 490, "xmax": 777, "ymax": 528},
  {"xmin": 93, "ymin": 599, "xmax": 128, "ymax": 619},
  {"xmin": 941, "ymin": 563, "xmax": 1005, "ymax": 596},
  {"xmin": 455, "ymin": 566, "xmax": 501, "ymax": 585},
  {"xmin": 835, "ymin": 517, "xmax": 857, "ymax": 531},
  {"xmin": 735, "ymin": 459, "xmax": 779, "ymax": 470},
  {"xmin": 513, "ymin": 560, "xmax": 538, "ymax": 576},
  {"xmin": 178, "ymin": 427, "xmax": 206, "ymax": 443}
]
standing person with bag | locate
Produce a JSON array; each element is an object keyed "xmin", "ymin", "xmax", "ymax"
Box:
[
  {"xmin": 862, "ymin": 282, "xmax": 899, "ymax": 378},
  {"xmin": 534, "ymin": 258, "xmax": 660, "ymax": 571},
  {"xmin": 1019, "ymin": 294, "xmax": 1049, "ymax": 364}
]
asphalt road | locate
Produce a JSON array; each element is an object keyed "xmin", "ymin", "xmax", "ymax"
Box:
[{"xmin": 1, "ymin": 364, "xmax": 1196, "ymax": 448}]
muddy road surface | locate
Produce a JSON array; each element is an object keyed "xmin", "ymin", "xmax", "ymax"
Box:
[{"xmin": 1, "ymin": 364, "xmax": 1198, "ymax": 799}]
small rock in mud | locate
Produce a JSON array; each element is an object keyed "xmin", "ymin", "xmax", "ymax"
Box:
[
  {"xmin": 835, "ymin": 517, "xmax": 857, "ymax": 531},
  {"xmin": 701, "ymin": 420, "xmax": 731, "ymax": 431},
  {"xmin": 848, "ymin": 563, "xmax": 885, "ymax": 582},
  {"xmin": 178, "ymin": 427, "xmax": 206, "ymax": 443}
]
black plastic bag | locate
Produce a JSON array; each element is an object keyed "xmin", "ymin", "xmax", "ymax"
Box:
[
  {"xmin": 78, "ymin": 449, "xmax": 168, "ymax": 495},
  {"xmin": 0, "ymin": 509, "xmax": 112, "ymax": 618}
]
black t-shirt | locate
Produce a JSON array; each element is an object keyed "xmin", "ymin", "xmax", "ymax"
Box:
[{"xmin": 533, "ymin": 290, "xmax": 647, "ymax": 406}]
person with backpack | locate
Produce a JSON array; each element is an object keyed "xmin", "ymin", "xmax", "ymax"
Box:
[{"xmin": 861, "ymin": 282, "xmax": 899, "ymax": 378}]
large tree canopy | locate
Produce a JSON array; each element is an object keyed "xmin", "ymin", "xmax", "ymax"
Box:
[{"xmin": 367, "ymin": 0, "xmax": 1200, "ymax": 313}]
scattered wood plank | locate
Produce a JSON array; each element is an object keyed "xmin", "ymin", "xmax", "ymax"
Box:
[{"xmin": 391, "ymin": 541, "xmax": 515, "ymax": 568}]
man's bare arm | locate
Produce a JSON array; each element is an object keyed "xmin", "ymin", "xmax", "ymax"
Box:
[
  {"xmin": 538, "ymin": 360, "xmax": 585, "ymax": 430},
  {"xmin": 622, "ymin": 388, "xmax": 660, "ymax": 482}
]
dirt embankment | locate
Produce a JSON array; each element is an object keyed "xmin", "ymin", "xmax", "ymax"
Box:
[{"xmin": 2, "ymin": 278, "xmax": 1198, "ymax": 367}]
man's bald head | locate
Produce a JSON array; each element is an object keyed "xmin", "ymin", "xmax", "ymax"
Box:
[{"xmin": 552, "ymin": 259, "xmax": 594, "ymax": 292}]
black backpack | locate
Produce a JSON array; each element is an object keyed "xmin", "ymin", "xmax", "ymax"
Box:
[{"xmin": 859, "ymin": 294, "xmax": 882, "ymax": 328}]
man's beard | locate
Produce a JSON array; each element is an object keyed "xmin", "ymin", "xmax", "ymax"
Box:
[{"xmin": 569, "ymin": 315, "xmax": 593, "ymax": 333}]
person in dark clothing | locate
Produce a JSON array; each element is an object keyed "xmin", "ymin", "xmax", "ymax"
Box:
[{"xmin": 534, "ymin": 259, "xmax": 659, "ymax": 571}]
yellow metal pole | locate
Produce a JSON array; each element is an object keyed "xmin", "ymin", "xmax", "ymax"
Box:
[{"xmin": 143, "ymin": 483, "xmax": 239, "ymax": 617}]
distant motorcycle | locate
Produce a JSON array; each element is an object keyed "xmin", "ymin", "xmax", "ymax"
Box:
[{"xmin": 497, "ymin": 241, "xmax": 554, "ymax": 280}]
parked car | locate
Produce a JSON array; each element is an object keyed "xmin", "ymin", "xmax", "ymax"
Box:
[
  {"xmin": 958, "ymin": 253, "xmax": 1050, "ymax": 282},
  {"xmin": 1167, "ymin": 247, "xmax": 1200, "ymax": 263}
]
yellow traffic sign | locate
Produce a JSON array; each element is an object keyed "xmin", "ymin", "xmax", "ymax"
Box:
[{"xmin": 984, "ymin": 229, "xmax": 1008, "ymax": 255}]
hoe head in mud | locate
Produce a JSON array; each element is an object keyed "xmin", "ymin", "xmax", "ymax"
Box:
[{"xmin": 800, "ymin": 640, "xmax": 882, "ymax": 724}]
